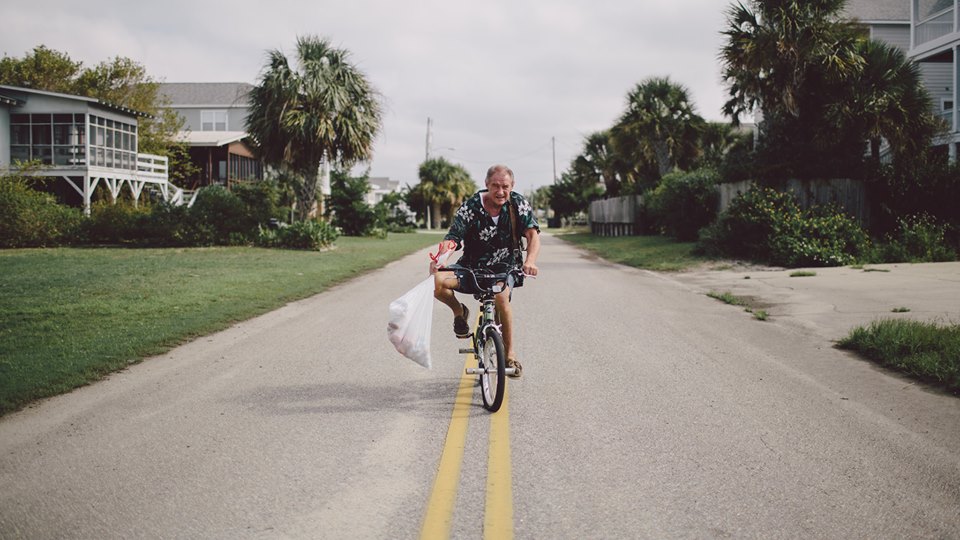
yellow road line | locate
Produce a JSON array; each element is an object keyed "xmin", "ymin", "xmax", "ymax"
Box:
[
  {"xmin": 485, "ymin": 384, "xmax": 513, "ymax": 540},
  {"xmin": 419, "ymin": 355, "xmax": 475, "ymax": 540}
]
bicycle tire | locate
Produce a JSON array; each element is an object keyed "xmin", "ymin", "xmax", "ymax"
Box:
[{"xmin": 479, "ymin": 326, "xmax": 506, "ymax": 412}]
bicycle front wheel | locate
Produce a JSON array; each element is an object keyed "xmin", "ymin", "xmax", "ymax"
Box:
[{"xmin": 478, "ymin": 326, "xmax": 506, "ymax": 412}]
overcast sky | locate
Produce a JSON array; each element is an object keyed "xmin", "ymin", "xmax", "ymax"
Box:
[{"xmin": 4, "ymin": 0, "xmax": 734, "ymax": 194}]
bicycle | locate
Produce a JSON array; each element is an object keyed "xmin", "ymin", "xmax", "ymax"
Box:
[{"xmin": 455, "ymin": 267, "xmax": 525, "ymax": 412}]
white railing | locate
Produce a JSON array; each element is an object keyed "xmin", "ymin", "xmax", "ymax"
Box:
[
  {"xmin": 915, "ymin": 9, "xmax": 954, "ymax": 47},
  {"xmin": 136, "ymin": 153, "xmax": 168, "ymax": 178}
]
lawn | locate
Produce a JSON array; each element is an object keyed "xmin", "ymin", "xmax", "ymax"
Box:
[
  {"xmin": 0, "ymin": 233, "xmax": 443, "ymax": 414},
  {"xmin": 554, "ymin": 229, "xmax": 709, "ymax": 271}
]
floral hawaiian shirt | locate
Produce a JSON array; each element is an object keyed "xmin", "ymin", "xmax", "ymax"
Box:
[{"xmin": 445, "ymin": 189, "xmax": 539, "ymax": 270}]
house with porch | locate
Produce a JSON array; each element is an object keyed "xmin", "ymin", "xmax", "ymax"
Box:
[
  {"xmin": 910, "ymin": 0, "xmax": 960, "ymax": 158},
  {"xmin": 0, "ymin": 84, "xmax": 187, "ymax": 215},
  {"xmin": 157, "ymin": 82, "xmax": 263, "ymax": 189}
]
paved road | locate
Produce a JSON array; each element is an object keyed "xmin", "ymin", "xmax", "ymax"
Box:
[{"xmin": 1, "ymin": 234, "xmax": 958, "ymax": 538}]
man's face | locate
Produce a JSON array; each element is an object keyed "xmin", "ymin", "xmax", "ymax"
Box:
[{"xmin": 486, "ymin": 172, "xmax": 513, "ymax": 207}]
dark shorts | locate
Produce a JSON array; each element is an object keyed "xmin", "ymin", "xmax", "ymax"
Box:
[{"xmin": 441, "ymin": 264, "xmax": 523, "ymax": 297}]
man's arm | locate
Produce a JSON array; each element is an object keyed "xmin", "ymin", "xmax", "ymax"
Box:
[{"xmin": 522, "ymin": 227, "xmax": 540, "ymax": 276}]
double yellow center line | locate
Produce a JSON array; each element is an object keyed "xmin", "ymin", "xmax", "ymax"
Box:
[{"xmin": 419, "ymin": 355, "xmax": 514, "ymax": 540}]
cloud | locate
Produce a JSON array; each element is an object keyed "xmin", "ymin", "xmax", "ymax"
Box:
[{"xmin": 4, "ymin": 0, "xmax": 735, "ymax": 191}]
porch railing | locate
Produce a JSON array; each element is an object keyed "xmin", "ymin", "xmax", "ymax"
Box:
[{"xmin": 915, "ymin": 9, "xmax": 954, "ymax": 47}]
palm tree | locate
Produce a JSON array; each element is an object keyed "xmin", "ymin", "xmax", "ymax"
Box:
[
  {"xmin": 246, "ymin": 36, "xmax": 382, "ymax": 221},
  {"xmin": 836, "ymin": 39, "xmax": 943, "ymax": 166},
  {"xmin": 720, "ymin": 0, "xmax": 863, "ymax": 124},
  {"xmin": 416, "ymin": 158, "xmax": 476, "ymax": 229},
  {"xmin": 610, "ymin": 77, "xmax": 705, "ymax": 187}
]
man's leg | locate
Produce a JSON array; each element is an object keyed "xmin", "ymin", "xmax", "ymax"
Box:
[
  {"xmin": 435, "ymin": 271, "xmax": 470, "ymax": 338},
  {"xmin": 434, "ymin": 271, "xmax": 463, "ymax": 315},
  {"xmin": 494, "ymin": 288, "xmax": 515, "ymax": 359}
]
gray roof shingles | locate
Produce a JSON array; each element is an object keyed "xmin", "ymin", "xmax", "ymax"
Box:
[
  {"xmin": 843, "ymin": 0, "xmax": 910, "ymax": 22},
  {"xmin": 158, "ymin": 82, "xmax": 253, "ymax": 106}
]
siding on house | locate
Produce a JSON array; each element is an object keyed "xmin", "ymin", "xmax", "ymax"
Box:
[{"xmin": 871, "ymin": 24, "xmax": 912, "ymax": 50}]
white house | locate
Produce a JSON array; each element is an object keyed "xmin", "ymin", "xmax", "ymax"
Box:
[
  {"xmin": 910, "ymin": 0, "xmax": 960, "ymax": 157},
  {"xmin": 0, "ymin": 85, "xmax": 184, "ymax": 215}
]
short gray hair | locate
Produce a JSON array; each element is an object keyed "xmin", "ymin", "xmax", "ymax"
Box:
[{"xmin": 485, "ymin": 164, "xmax": 514, "ymax": 184}]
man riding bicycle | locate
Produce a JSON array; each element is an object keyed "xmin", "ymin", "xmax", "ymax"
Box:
[{"xmin": 430, "ymin": 164, "xmax": 541, "ymax": 378}]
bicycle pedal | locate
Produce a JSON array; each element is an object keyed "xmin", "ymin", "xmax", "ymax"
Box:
[{"xmin": 458, "ymin": 348, "xmax": 474, "ymax": 354}]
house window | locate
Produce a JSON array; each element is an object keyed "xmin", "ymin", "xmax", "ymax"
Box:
[
  {"xmin": 201, "ymin": 110, "xmax": 228, "ymax": 131},
  {"xmin": 88, "ymin": 114, "xmax": 137, "ymax": 170},
  {"xmin": 943, "ymin": 99, "xmax": 954, "ymax": 112},
  {"xmin": 9, "ymin": 113, "xmax": 86, "ymax": 166}
]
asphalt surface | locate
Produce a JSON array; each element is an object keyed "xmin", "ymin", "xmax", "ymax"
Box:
[{"xmin": 0, "ymin": 234, "xmax": 958, "ymax": 539}]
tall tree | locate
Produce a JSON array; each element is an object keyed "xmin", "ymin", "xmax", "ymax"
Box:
[
  {"xmin": 835, "ymin": 39, "xmax": 942, "ymax": 166},
  {"xmin": 246, "ymin": 36, "xmax": 383, "ymax": 221},
  {"xmin": 410, "ymin": 157, "xmax": 475, "ymax": 229},
  {"xmin": 720, "ymin": 0, "xmax": 868, "ymax": 178},
  {"xmin": 610, "ymin": 77, "xmax": 705, "ymax": 188}
]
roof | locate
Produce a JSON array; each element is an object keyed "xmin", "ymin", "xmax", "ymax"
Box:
[
  {"xmin": 368, "ymin": 177, "xmax": 400, "ymax": 191},
  {"xmin": 175, "ymin": 130, "xmax": 249, "ymax": 147},
  {"xmin": 158, "ymin": 82, "xmax": 253, "ymax": 107},
  {"xmin": 0, "ymin": 84, "xmax": 150, "ymax": 117},
  {"xmin": 843, "ymin": 0, "xmax": 909, "ymax": 22}
]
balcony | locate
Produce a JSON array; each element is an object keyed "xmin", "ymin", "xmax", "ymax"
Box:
[{"xmin": 915, "ymin": 8, "xmax": 955, "ymax": 48}]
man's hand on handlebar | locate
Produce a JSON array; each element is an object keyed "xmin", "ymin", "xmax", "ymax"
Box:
[{"xmin": 522, "ymin": 262, "xmax": 538, "ymax": 277}]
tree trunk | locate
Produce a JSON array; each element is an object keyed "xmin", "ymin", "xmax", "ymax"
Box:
[
  {"xmin": 298, "ymin": 168, "xmax": 319, "ymax": 221},
  {"xmin": 655, "ymin": 140, "xmax": 672, "ymax": 179},
  {"xmin": 431, "ymin": 202, "xmax": 443, "ymax": 229}
]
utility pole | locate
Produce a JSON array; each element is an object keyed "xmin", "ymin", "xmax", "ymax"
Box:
[
  {"xmin": 552, "ymin": 136, "xmax": 557, "ymax": 182},
  {"xmin": 425, "ymin": 117, "xmax": 433, "ymax": 161}
]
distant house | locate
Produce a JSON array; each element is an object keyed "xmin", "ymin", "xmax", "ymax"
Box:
[
  {"xmin": 0, "ymin": 84, "xmax": 183, "ymax": 215},
  {"xmin": 366, "ymin": 176, "xmax": 400, "ymax": 205},
  {"xmin": 909, "ymin": 0, "xmax": 960, "ymax": 158},
  {"xmin": 157, "ymin": 82, "xmax": 263, "ymax": 188}
]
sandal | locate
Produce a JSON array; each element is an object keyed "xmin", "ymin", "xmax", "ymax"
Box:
[
  {"xmin": 506, "ymin": 357, "xmax": 522, "ymax": 378},
  {"xmin": 453, "ymin": 303, "xmax": 470, "ymax": 338}
]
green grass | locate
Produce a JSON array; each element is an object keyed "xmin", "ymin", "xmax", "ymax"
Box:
[
  {"xmin": 892, "ymin": 307, "xmax": 912, "ymax": 313},
  {"xmin": 838, "ymin": 319, "xmax": 960, "ymax": 394},
  {"xmin": 790, "ymin": 270, "xmax": 817, "ymax": 277},
  {"xmin": 752, "ymin": 310, "xmax": 769, "ymax": 321},
  {"xmin": 863, "ymin": 267, "xmax": 891, "ymax": 273},
  {"xmin": 556, "ymin": 231, "xmax": 709, "ymax": 272},
  {"xmin": 0, "ymin": 233, "xmax": 443, "ymax": 414},
  {"xmin": 707, "ymin": 290, "xmax": 748, "ymax": 306}
]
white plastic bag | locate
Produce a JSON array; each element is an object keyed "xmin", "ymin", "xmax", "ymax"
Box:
[{"xmin": 387, "ymin": 276, "xmax": 436, "ymax": 368}]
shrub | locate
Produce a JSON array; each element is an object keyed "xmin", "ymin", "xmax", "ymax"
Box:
[
  {"xmin": 327, "ymin": 170, "xmax": 379, "ymax": 236},
  {"xmin": 232, "ymin": 181, "xmax": 284, "ymax": 229},
  {"xmin": 272, "ymin": 220, "xmax": 340, "ymax": 250},
  {"xmin": 873, "ymin": 214, "xmax": 956, "ymax": 263},
  {"xmin": 0, "ymin": 177, "xmax": 83, "ymax": 248},
  {"xmin": 188, "ymin": 185, "xmax": 251, "ymax": 245},
  {"xmin": 84, "ymin": 200, "xmax": 152, "ymax": 244},
  {"xmin": 700, "ymin": 186, "xmax": 869, "ymax": 267},
  {"xmin": 646, "ymin": 168, "xmax": 719, "ymax": 241}
]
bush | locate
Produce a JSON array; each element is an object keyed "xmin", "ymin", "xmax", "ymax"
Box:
[
  {"xmin": 327, "ymin": 171, "xmax": 378, "ymax": 236},
  {"xmin": 264, "ymin": 220, "xmax": 340, "ymax": 250},
  {"xmin": 873, "ymin": 214, "xmax": 957, "ymax": 263},
  {"xmin": 232, "ymin": 181, "xmax": 284, "ymax": 229},
  {"xmin": 85, "ymin": 200, "xmax": 152, "ymax": 244},
  {"xmin": 0, "ymin": 177, "xmax": 83, "ymax": 248},
  {"xmin": 646, "ymin": 168, "xmax": 719, "ymax": 241},
  {"xmin": 700, "ymin": 186, "xmax": 870, "ymax": 267},
  {"xmin": 188, "ymin": 185, "xmax": 251, "ymax": 245}
]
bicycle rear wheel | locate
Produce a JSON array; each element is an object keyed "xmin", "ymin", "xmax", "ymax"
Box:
[{"xmin": 478, "ymin": 326, "xmax": 506, "ymax": 412}]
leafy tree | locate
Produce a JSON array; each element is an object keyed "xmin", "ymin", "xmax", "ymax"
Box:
[
  {"xmin": 374, "ymin": 190, "xmax": 416, "ymax": 232},
  {"xmin": 549, "ymin": 170, "xmax": 604, "ymax": 220},
  {"xmin": 409, "ymin": 157, "xmax": 475, "ymax": 229},
  {"xmin": 326, "ymin": 169, "xmax": 377, "ymax": 236},
  {"xmin": 610, "ymin": 77, "xmax": 705, "ymax": 189},
  {"xmin": 835, "ymin": 39, "xmax": 942, "ymax": 167},
  {"xmin": 0, "ymin": 45, "xmax": 81, "ymax": 92},
  {"xmin": 720, "ymin": 0, "xmax": 856, "ymax": 177},
  {"xmin": 246, "ymin": 35, "xmax": 383, "ymax": 221}
]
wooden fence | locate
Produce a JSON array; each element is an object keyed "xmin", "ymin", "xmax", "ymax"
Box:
[{"xmin": 588, "ymin": 195, "xmax": 644, "ymax": 236}]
